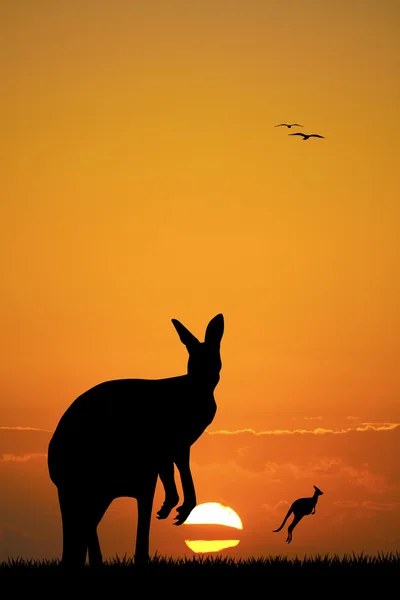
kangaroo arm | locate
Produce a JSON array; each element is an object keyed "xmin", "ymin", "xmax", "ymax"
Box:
[
  {"xmin": 173, "ymin": 446, "xmax": 196, "ymax": 525},
  {"xmin": 175, "ymin": 447, "xmax": 195, "ymax": 504}
]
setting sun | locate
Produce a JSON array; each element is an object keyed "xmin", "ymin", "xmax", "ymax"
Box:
[
  {"xmin": 184, "ymin": 503, "xmax": 243, "ymax": 554},
  {"xmin": 185, "ymin": 540, "xmax": 240, "ymax": 553},
  {"xmin": 184, "ymin": 503, "xmax": 243, "ymax": 529}
]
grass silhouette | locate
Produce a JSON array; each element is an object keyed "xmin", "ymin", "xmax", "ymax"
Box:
[{"xmin": 1, "ymin": 552, "xmax": 399, "ymax": 578}]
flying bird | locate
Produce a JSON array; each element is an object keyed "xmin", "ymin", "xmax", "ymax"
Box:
[
  {"xmin": 275, "ymin": 123, "xmax": 303, "ymax": 128},
  {"xmin": 289, "ymin": 132, "xmax": 325, "ymax": 140}
]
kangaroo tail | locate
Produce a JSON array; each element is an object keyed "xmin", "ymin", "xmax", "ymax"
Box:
[{"xmin": 272, "ymin": 508, "xmax": 292, "ymax": 532}]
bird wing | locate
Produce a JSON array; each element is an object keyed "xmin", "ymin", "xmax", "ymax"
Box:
[
  {"xmin": 291, "ymin": 124, "xmax": 303, "ymax": 127},
  {"xmin": 275, "ymin": 124, "xmax": 288, "ymax": 127},
  {"xmin": 310, "ymin": 134, "xmax": 325, "ymax": 138},
  {"xmin": 289, "ymin": 133, "xmax": 305, "ymax": 137}
]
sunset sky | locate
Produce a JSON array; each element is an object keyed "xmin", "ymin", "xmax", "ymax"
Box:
[{"xmin": 1, "ymin": 0, "xmax": 399, "ymax": 562}]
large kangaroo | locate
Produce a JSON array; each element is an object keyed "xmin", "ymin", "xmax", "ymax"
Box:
[
  {"xmin": 272, "ymin": 485, "xmax": 323, "ymax": 543},
  {"xmin": 48, "ymin": 313, "xmax": 224, "ymax": 569}
]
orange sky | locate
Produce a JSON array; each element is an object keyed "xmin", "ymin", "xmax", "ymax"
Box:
[{"xmin": 1, "ymin": 0, "xmax": 399, "ymax": 562}]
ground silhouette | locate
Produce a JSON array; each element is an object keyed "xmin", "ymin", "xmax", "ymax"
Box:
[
  {"xmin": 273, "ymin": 485, "xmax": 323, "ymax": 543},
  {"xmin": 48, "ymin": 313, "xmax": 224, "ymax": 570}
]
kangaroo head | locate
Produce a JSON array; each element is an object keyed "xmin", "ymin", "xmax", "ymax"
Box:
[
  {"xmin": 313, "ymin": 485, "xmax": 323, "ymax": 496},
  {"xmin": 172, "ymin": 314, "xmax": 224, "ymax": 389}
]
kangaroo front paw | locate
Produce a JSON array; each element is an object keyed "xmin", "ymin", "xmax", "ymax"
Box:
[
  {"xmin": 156, "ymin": 495, "xmax": 179, "ymax": 520},
  {"xmin": 173, "ymin": 513, "xmax": 189, "ymax": 526},
  {"xmin": 156, "ymin": 504, "xmax": 173, "ymax": 520},
  {"xmin": 173, "ymin": 503, "xmax": 195, "ymax": 526}
]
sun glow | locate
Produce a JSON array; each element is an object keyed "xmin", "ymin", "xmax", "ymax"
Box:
[
  {"xmin": 184, "ymin": 503, "xmax": 243, "ymax": 553},
  {"xmin": 184, "ymin": 502, "xmax": 243, "ymax": 529},
  {"xmin": 185, "ymin": 540, "xmax": 240, "ymax": 553}
]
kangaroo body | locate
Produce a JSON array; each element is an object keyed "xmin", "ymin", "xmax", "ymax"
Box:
[
  {"xmin": 273, "ymin": 485, "xmax": 323, "ymax": 543},
  {"xmin": 48, "ymin": 314, "xmax": 224, "ymax": 569}
]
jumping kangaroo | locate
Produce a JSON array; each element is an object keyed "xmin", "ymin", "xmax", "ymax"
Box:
[
  {"xmin": 48, "ymin": 313, "xmax": 224, "ymax": 569},
  {"xmin": 272, "ymin": 485, "xmax": 323, "ymax": 543}
]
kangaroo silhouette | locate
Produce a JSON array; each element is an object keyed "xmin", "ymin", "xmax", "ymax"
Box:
[
  {"xmin": 272, "ymin": 485, "xmax": 323, "ymax": 543},
  {"xmin": 48, "ymin": 313, "xmax": 224, "ymax": 569}
]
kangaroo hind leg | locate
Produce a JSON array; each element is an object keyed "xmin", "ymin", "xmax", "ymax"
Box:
[
  {"xmin": 87, "ymin": 496, "xmax": 112, "ymax": 568},
  {"xmin": 135, "ymin": 471, "xmax": 158, "ymax": 566},
  {"xmin": 286, "ymin": 514, "xmax": 303, "ymax": 544},
  {"xmin": 58, "ymin": 487, "xmax": 89, "ymax": 571}
]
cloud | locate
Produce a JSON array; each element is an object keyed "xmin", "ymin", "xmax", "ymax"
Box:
[
  {"xmin": 355, "ymin": 423, "xmax": 400, "ymax": 432},
  {"xmin": 335, "ymin": 465, "xmax": 389, "ymax": 493},
  {"xmin": 291, "ymin": 416, "xmax": 323, "ymax": 421},
  {"xmin": 334, "ymin": 500, "xmax": 359, "ymax": 508},
  {"xmin": 0, "ymin": 427, "xmax": 51, "ymax": 460},
  {"xmin": 250, "ymin": 459, "xmax": 389, "ymax": 494},
  {"xmin": 361, "ymin": 501, "xmax": 400, "ymax": 511},
  {"xmin": 261, "ymin": 500, "xmax": 289, "ymax": 515},
  {"xmin": 0, "ymin": 453, "xmax": 47, "ymax": 463},
  {"xmin": 0, "ymin": 426, "xmax": 53, "ymax": 433},
  {"xmin": 208, "ymin": 422, "xmax": 400, "ymax": 436},
  {"xmin": 334, "ymin": 500, "xmax": 400, "ymax": 512}
]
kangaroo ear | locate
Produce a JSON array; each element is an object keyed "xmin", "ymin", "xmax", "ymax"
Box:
[
  {"xmin": 204, "ymin": 314, "xmax": 224, "ymax": 347},
  {"xmin": 171, "ymin": 319, "xmax": 200, "ymax": 349}
]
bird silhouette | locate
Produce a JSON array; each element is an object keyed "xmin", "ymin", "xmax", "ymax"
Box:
[
  {"xmin": 275, "ymin": 123, "xmax": 303, "ymax": 128},
  {"xmin": 289, "ymin": 132, "xmax": 325, "ymax": 140}
]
